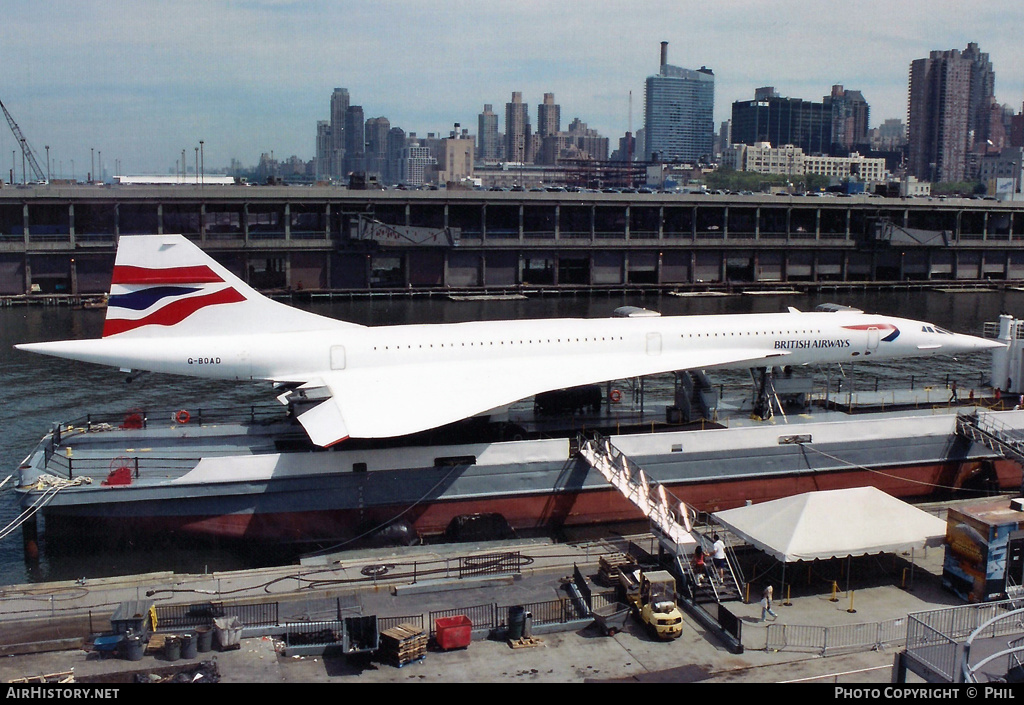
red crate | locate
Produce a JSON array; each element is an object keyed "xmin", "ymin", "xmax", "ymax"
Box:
[{"xmin": 434, "ymin": 615, "xmax": 472, "ymax": 650}]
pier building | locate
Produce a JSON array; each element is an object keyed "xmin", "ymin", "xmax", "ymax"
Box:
[{"xmin": 1, "ymin": 184, "xmax": 1023, "ymax": 297}]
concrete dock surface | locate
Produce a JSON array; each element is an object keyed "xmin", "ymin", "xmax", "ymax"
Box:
[{"xmin": 0, "ymin": 533, "xmax": 983, "ymax": 685}]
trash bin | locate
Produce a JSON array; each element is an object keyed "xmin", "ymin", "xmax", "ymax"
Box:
[
  {"xmin": 180, "ymin": 632, "xmax": 198, "ymax": 659},
  {"xmin": 214, "ymin": 616, "xmax": 242, "ymax": 651},
  {"xmin": 434, "ymin": 615, "xmax": 472, "ymax": 650},
  {"xmin": 508, "ymin": 606, "xmax": 526, "ymax": 640},
  {"xmin": 121, "ymin": 635, "xmax": 144, "ymax": 661},
  {"xmin": 163, "ymin": 636, "xmax": 181, "ymax": 661},
  {"xmin": 195, "ymin": 626, "xmax": 214, "ymax": 653}
]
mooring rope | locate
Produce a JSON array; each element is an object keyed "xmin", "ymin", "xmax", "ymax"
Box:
[{"xmin": 0, "ymin": 475, "xmax": 92, "ymax": 541}]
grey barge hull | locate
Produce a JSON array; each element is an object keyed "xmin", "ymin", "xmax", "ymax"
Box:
[{"xmin": 14, "ymin": 402, "xmax": 1024, "ymax": 546}]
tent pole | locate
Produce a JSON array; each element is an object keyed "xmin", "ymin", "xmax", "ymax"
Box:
[{"xmin": 781, "ymin": 561, "xmax": 787, "ymax": 606}]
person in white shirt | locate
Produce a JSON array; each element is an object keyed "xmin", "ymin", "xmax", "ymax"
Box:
[{"xmin": 712, "ymin": 534, "xmax": 727, "ymax": 582}]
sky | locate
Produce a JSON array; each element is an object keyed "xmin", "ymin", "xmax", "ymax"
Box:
[{"xmin": 1, "ymin": 0, "xmax": 1022, "ymax": 177}]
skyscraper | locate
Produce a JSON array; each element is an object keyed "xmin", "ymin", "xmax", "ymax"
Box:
[
  {"xmin": 731, "ymin": 87, "xmax": 833, "ymax": 156},
  {"xmin": 329, "ymin": 88, "xmax": 350, "ymax": 178},
  {"xmin": 537, "ymin": 93, "xmax": 561, "ymax": 139},
  {"xmin": 962, "ymin": 42, "xmax": 996, "ymax": 150},
  {"xmin": 505, "ymin": 92, "xmax": 532, "ymax": 164},
  {"xmin": 907, "ymin": 48, "xmax": 975, "ymax": 183},
  {"xmin": 478, "ymin": 104, "xmax": 501, "ymax": 161},
  {"xmin": 386, "ymin": 127, "xmax": 407, "ymax": 185},
  {"xmin": 365, "ymin": 116, "xmax": 391, "ymax": 181},
  {"xmin": 344, "ymin": 105, "xmax": 365, "ymax": 176},
  {"xmin": 828, "ymin": 85, "xmax": 870, "ymax": 154},
  {"xmin": 315, "ymin": 120, "xmax": 331, "ymax": 181},
  {"xmin": 643, "ymin": 42, "xmax": 714, "ymax": 164}
]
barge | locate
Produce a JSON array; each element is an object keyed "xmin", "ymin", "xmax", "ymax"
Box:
[{"xmin": 14, "ymin": 383, "xmax": 1024, "ymax": 550}]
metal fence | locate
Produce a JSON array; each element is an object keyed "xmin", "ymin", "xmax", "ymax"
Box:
[
  {"xmin": 155, "ymin": 601, "xmax": 279, "ymax": 631},
  {"xmin": 906, "ymin": 598, "xmax": 1024, "ymax": 682},
  {"xmin": 428, "ymin": 603, "xmax": 498, "ymax": 636},
  {"xmin": 378, "ymin": 614, "xmax": 424, "ymax": 634},
  {"xmin": 497, "ymin": 597, "xmax": 588, "ymax": 627},
  {"xmin": 458, "ymin": 552, "xmax": 522, "ymax": 579},
  {"xmin": 427, "ymin": 596, "xmax": 594, "ymax": 637},
  {"xmin": 765, "ymin": 617, "xmax": 909, "ymax": 656}
]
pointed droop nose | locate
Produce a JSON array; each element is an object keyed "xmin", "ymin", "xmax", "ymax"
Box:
[{"xmin": 962, "ymin": 334, "xmax": 1004, "ymax": 351}]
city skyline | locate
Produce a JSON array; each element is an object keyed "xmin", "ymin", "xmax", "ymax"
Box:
[{"xmin": 2, "ymin": 0, "xmax": 1023, "ymax": 176}]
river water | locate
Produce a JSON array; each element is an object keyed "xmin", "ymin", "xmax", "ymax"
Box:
[{"xmin": 0, "ymin": 288, "xmax": 1018, "ymax": 586}]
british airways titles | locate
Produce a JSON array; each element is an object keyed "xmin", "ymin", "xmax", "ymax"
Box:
[{"xmin": 774, "ymin": 338, "xmax": 852, "ymax": 350}]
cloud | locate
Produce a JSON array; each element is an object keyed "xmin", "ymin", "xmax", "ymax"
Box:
[{"xmin": 1, "ymin": 0, "xmax": 1021, "ymax": 173}]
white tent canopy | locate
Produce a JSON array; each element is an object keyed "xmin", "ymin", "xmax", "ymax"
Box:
[{"xmin": 711, "ymin": 486, "xmax": 948, "ymax": 563}]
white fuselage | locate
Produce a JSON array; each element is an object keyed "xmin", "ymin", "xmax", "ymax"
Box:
[{"xmin": 27, "ymin": 310, "xmax": 993, "ymax": 384}]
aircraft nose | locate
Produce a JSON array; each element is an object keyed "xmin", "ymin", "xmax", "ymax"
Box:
[{"xmin": 965, "ymin": 334, "xmax": 1004, "ymax": 351}]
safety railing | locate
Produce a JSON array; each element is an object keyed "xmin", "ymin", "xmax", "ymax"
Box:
[
  {"xmin": 47, "ymin": 404, "xmax": 288, "ymax": 441},
  {"xmin": 906, "ymin": 599, "xmax": 1024, "ymax": 682},
  {"xmin": 765, "ymin": 618, "xmax": 910, "ymax": 656},
  {"xmin": 155, "ymin": 601, "xmax": 279, "ymax": 631},
  {"xmin": 577, "ymin": 432, "xmax": 697, "ymax": 555},
  {"xmin": 956, "ymin": 410, "xmax": 1024, "ymax": 467}
]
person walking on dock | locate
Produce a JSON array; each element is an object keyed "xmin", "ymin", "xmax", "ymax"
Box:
[
  {"xmin": 761, "ymin": 585, "xmax": 778, "ymax": 622},
  {"xmin": 950, "ymin": 380, "xmax": 958, "ymax": 403}
]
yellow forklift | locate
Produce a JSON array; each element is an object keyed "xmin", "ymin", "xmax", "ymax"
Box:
[{"xmin": 617, "ymin": 567, "xmax": 684, "ymax": 640}]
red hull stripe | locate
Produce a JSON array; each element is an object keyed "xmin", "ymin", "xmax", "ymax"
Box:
[
  {"xmin": 112, "ymin": 265, "xmax": 223, "ymax": 285},
  {"xmin": 102, "ymin": 287, "xmax": 246, "ymax": 336}
]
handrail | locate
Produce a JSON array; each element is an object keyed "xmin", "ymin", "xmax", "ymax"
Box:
[{"xmin": 577, "ymin": 432, "xmax": 696, "ymax": 554}]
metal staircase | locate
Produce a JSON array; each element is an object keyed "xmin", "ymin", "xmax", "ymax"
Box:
[
  {"xmin": 955, "ymin": 411, "xmax": 1024, "ymax": 476},
  {"xmin": 576, "ymin": 432, "xmax": 742, "ymax": 603}
]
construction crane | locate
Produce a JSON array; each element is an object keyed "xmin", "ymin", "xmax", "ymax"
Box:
[{"xmin": 1, "ymin": 98, "xmax": 46, "ymax": 183}]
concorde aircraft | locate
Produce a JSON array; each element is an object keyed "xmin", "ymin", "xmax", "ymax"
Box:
[{"xmin": 15, "ymin": 235, "xmax": 1002, "ymax": 447}]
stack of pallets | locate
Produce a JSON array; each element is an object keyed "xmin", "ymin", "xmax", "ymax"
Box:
[
  {"xmin": 598, "ymin": 553, "xmax": 634, "ymax": 585},
  {"xmin": 379, "ymin": 623, "xmax": 427, "ymax": 667}
]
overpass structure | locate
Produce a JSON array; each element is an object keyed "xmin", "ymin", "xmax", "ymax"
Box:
[{"xmin": 1, "ymin": 184, "xmax": 1024, "ymax": 296}]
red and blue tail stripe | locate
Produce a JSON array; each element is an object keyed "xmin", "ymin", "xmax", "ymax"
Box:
[
  {"xmin": 102, "ymin": 265, "xmax": 246, "ymax": 337},
  {"xmin": 111, "ymin": 264, "xmax": 223, "ymax": 285}
]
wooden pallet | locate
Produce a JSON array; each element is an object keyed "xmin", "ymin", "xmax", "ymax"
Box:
[
  {"xmin": 380, "ymin": 623, "xmax": 427, "ymax": 666},
  {"xmin": 381, "ymin": 623, "xmax": 425, "ymax": 643},
  {"xmin": 9, "ymin": 670, "xmax": 75, "ymax": 684},
  {"xmin": 146, "ymin": 633, "xmax": 167, "ymax": 655},
  {"xmin": 598, "ymin": 552, "xmax": 634, "ymax": 584},
  {"xmin": 508, "ymin": 636, "xmax": 544, "ymax": 649}
]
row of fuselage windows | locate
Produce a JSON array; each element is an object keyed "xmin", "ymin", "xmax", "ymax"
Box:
[{"xmin": 370, "ymin": 329, "xmax": 830, "ymax": 351}]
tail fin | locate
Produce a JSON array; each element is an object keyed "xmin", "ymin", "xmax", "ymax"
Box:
[{"xmin": 102, "ymin": 234, "xmax": 354, "ymax": 338}]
